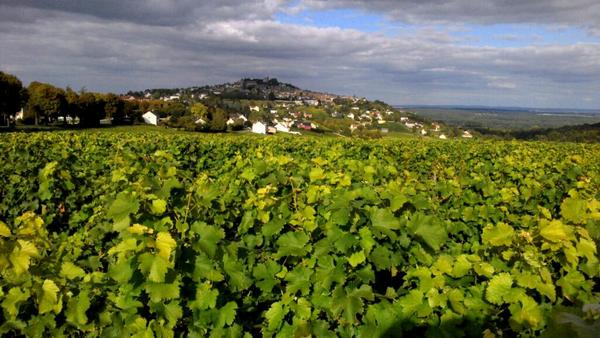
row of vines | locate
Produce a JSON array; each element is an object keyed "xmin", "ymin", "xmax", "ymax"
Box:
[{"xmin": 0, "ymin": 131, "xmax": 599, "ymax": 337}]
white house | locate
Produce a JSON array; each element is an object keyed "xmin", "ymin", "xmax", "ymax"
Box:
[
  {"xmin": 420, "ymin": 129, "xmax": 428, "ymax": 135},
  {"xmin": 195, "ymin": 118, "xmax": 206, "ymax": 125},
  {"xmin": 143, "ymin": 111, "xmax": 158, "ymax": 125},
  {"xmin": 274, "ymin": 123, "xmax": 289, "ymax": 133},
  {"xmin": 249, "ymin": 106, "xmax": 260, "ymax": 112},
  {"xmin": 462, "ymin": 130, "xmax": 473, "ymax": 138},
  {"xmin": 226, "ymin": 118, "xmax": 235, "ymax": 126},
  {"xmin": 439, "ymin": 134, "xmax": 447, "ymax": 139},
  {"xmin": 252, "ymin": 121, "xmax": 267, "ymax": 134}
]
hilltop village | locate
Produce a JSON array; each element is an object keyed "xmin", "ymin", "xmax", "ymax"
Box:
[{"xmin": 126, "ymin": 78, "xmax": 473, "ymax": 138}]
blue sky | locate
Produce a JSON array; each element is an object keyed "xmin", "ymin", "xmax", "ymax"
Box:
[
  {"xmin": 276, "ymin": 7, "xmax": 600, "ymax": 48},
  {"xmin": 2, "ymin": 0, "xmax": 600, "ymax": 109}
]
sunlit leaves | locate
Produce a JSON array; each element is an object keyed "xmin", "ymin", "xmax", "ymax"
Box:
[
  {"xmin": 9, "ymin": 240, "xmax": 39, "ymax": 276},
  {"xmin": 60, "ymin": 261, "xmax": 86, "ymax": 280},
  {"xmin": 2, "ymin": 287, "xmax": 30, "ymax": 319},
  {"xmin": 561, "ymin": 198, "xmax": 587, "ymax": 224},
  {"xmin": 0, "ymin": 131, "xmax": 599, "ymax": 337},
  {"xmin": 0, "ymin": 221, "xmax": 11, "ymax": 237},
  {"xmin": 482, "ymin": 223, "xmax": 515, "ymax": 246},
  {"xmin": 348, "ymin": 251, "xmax": 366, "ymax": 268},
  {"xmin": 539, "ymin": 219, "xmax": 574, "ymax": 243},
  {"xmin": 39, "ymin": 279, "xmax": 61, "ymax": 314},
  {"xmin": 107, "ymin": 191, "xmax": 140, "ymax": 231},
  {"xmin": 265, "ymin": 301, "xmax": 288, "ymax": 332},
  {"xmin": 486, "ymin": 273, "xmax": 513, "ymax": 305},
  {"xmin": 155, "ymin": 231, "xmax": 176, "ymax": 260},
  {"xmin": 150, "ymin": 199, "xmax": 167, "ymax": 215}
]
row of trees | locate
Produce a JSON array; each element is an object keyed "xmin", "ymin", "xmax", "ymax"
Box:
[
  {"xmin": 1, "ymin": 71, "xmax": 135, "ymax": 127},
  {"xmin": 0, "ymin": 71, "xmax": 27, "ymax": 126}
]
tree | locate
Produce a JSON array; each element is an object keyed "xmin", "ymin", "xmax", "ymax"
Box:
[
  {"xmin": 0, "ymin": 71, "xmax": 24, "ymax": 126},
  {"xmin": 77, "ymin": 91, "xmax": 104, "ymax": 127},
  {"xmin": 26, "ymin": 82, "xmax": 67, "ymax": 125},
  {"xmin": 65, "ymin": 87, "xmax": 81, "ymax": 123},
  {"xmin": 124, "ymin": 100, "xmax": 140, "ymax": 123},
  {"xmin": 103, "ymin": 93, "xmax": 125, "ymax": 124},
  {"xmin": 190, "ymin": 102, "xmax": 208, "ymax": 119},
  {"xmin": 209, "ymin": 107, "xmax": 227, "ymax": 132}
]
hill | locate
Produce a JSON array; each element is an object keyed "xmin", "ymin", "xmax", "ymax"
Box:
[{"xmin": 123, "ymin": 78, "xmax": 469, "ymax": 139}]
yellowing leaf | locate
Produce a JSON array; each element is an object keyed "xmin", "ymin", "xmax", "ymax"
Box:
[
  {"xmin": 17, "ymin": 239, "xmax": 39, "ymax": 256},
  {"xmin": 432, "ymin": 255, "xmax": 453, "ymax": 276},
  {"xmin": 561, "ymin": 198, "xmax": 587, "ymax": 224},
  {"xmin": 309, "ymin": 167, "xmax": 325, "ymax": 181},
  {"xmin": 509, "ymin": 296, "xmax": 544, "ymax": 329},
  {"xmin": 482, "ymin": 223, "xmax": 514, "ymax": 247},
  {"xmin": 486, "ymin": 273, "xmax": 513, "ymax": 305},
  {"xmin": 16, "ymin": 211, "xmax": 44, "ymax": 234},
  {"xmin": 10, "ymin": 240, "xmax": 39, "ymax": 276},
  {"xmin": 474, "ymin": 262, "xmax": 495, "ymax": 278},
  {"xmin": 577, "ymin": 238, "xmax": 598, "ymax": 262},
  {"xmin": 0, "ymin": 220, "xmax": 11, "ymax": 237},
  {"xmin": 129, "ymin": 223, "xmax": 153, "ymax": 235},
  {"xmin": 108, "ymin": 238, "xmax": 138, "ymax": 256},
  {"xmin": 539, "ymin": 219, "xmax": 573, "ymax": 243},
  {"xmin": 1, "ymin": 287, "xmax": 30, "ymax": 319},
  {"xmin": 150, "ymin": 199, "xmax": 167, "ymax": 215},
  {"xmin": 450, "ymin": 255, "xmax": 472, "ymax": 278},
  {"xmin": 156, "ymin": 232, "xmax": 177, "ymax": 260},
  {"xmin": 60, "ymin": 261, "xmax": 86, "ymax": 280},
  {"xmin": 348, "ymin": 251, "xmax": 366, "ymax": 268},
  {"xmin": 39, "ymin": 279, "xmax": 61, "ymax": 314}
]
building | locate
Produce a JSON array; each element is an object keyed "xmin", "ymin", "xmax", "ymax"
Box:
[
  {"xmin": 274, "ymin": 123, "xmax": 290, "ymax": 133},
  {"xmin": 143, "ymin": 111, "xmax": 158, "ymax": 125},
  {"xmin": 252, "ymin": 121, "xmax": 267, "ymax": 134}
]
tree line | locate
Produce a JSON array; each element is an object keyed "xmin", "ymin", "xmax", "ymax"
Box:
[{"xmin": 0, "ymin": 71, "xmax": 184, "ymax": 127}]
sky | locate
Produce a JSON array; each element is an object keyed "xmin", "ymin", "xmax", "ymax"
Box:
[{"xmin": 1, "ymin": 0, "xmax": 600, "ymax": 109}]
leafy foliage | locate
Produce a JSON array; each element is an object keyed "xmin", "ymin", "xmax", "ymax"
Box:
[{"xmin": 0, "ymin": 130, "xmax": 599, "ymax": 336}]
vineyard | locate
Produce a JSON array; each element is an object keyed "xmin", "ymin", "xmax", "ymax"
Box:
[{"xmin": 0, "ymin": 130, "xmax": 599, "ymax": 337}]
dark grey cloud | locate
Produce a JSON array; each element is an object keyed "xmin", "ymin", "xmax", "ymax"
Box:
[
  {"xmin": 1, "ymin": 0, "xmax": 289, "ymax": 25},
  {"xmin": 1, "ymin": 1, "xmax": 600, "ymax": 108}
]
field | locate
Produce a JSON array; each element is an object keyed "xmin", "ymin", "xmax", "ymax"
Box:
[
  {"xmin": 401, "ymin": 106, "xmax": 600, "ymax": 131},
  {"xmin": 0, "ymin": 129, "xmax": 599, "ymax": 337}
]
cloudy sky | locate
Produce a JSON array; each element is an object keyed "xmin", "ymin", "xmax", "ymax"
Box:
[{"xmin": 1, "ymin": 0, "xmax": 600, "ymax": 108}]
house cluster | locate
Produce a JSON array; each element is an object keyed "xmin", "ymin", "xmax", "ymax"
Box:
[{"xmin": 250, "ymin": 120, "xmax": 302, "ymax": 135}]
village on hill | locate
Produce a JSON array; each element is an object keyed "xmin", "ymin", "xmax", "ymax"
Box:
[
  {"xmin": 128, "ymin": 78, "xmax": 474, "ymax": 139},
  {"xmin": 1, "ymin": 72, "xmax": 473, "ymax": 139}
]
